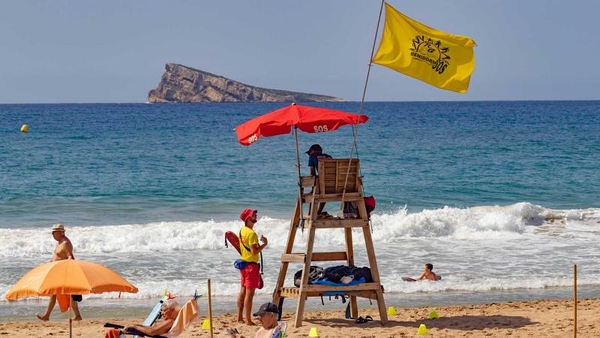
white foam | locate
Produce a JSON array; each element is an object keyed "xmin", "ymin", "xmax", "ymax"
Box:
[
  {"xmin": 3, "ymin": 203, "xmax": 599, "ymax": 258},
  {"xmin": 2, "ymin": 203, "xmax": 600, "ymax": 303}
]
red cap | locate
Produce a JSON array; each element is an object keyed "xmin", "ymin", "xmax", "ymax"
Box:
[{"xmin": 240, "ymin": 208, "xmax": 257, "ymax": 222}]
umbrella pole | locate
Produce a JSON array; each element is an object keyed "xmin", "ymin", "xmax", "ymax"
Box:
[
  {"xmin": 294, "ymin": 126, "xmax": 301, "ymax": 178},
  {"xmin": 294, "ymin": 127, "xmax": 304, "ymax": 219},
  {"xmin": 69, "ymin": 299, "xmax": 72, "ymax": 338}
]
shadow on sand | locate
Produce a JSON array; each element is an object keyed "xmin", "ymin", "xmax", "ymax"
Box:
[
  {"xmin": 390, "ymin": 314, "xmax": 538, "ymax": 330},
  {"xmin": 301, "ymin": 314, "xmax": 537, "ymax": 331}
]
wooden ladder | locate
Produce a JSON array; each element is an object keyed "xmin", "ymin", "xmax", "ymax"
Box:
[{"xmin": 272, "ymin": 158, "xmax": 387, "ymax": 327}]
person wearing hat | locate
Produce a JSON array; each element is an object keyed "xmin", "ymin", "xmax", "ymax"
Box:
[
  {"xmin": 305, "ymin": 144, "xmax": 332, "ymax": 177},
  {"xmin": 36, "ymin": 224, "xmax": 83, "ymax": 321},
  {"xmin": 237, "ymin": 208, "xmax": 268, "ymax": 325},
  {"xmin": 306, "ymin": 144, "xmax": 332, "ymax": 216},
  {"xmin": 227, "ymin": 302, "xmax": 282, "ymax": 338}
]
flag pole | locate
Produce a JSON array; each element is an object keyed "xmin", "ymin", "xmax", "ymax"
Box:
[
  {"xmin": 358, "ymin": 0, "xmax": 385, "ymax": 117},
  {"xmin": 341, "ymin": 0, "xmax": 385, "ymax": 219},
  {"xmin": 349, "ymin": 0, "xmax": 385, "ymax": 157}
]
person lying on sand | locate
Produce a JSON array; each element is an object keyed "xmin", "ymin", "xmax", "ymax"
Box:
[{"xmin": 104, "ymin": 300, "xmax": 180, "ymax": 338}]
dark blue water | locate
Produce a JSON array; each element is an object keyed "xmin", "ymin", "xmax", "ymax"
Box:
[{"xmin": 1, "ymin": 101, "xmax": 599, "ymax": 228}]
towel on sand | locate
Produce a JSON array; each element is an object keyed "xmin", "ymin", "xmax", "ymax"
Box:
[
  {"xmin": 104, "ymin": 328, "xmax": 121, "ymax": 338},
  {"xmin": 165, "ymin": 298, "xmax": 200, "ymax": 337}
]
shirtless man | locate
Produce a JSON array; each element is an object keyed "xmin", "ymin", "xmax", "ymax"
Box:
[
  {"xmin": 36, "ymin": 224, "xmax": 83, "ymax": 321},
  {"xmin": 417, "ymin": 263, "xmax": 441, "ymax": 281}
]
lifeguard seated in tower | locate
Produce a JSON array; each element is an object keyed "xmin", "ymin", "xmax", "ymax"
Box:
[{"xmin": 305, "ymin": 144, "xmax": 332, "ymax": 216}]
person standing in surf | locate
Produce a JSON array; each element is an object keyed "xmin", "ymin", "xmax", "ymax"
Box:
[
  {"xmin": 237, "ymin": 208, "xmax": 268, "ymax": 325},
  {"xmin": 36, "ymin": 224, "xmax": 83, "ymax": 321}
]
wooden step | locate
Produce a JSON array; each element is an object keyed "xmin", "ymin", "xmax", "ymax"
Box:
[
  {"xmin": 281, "ymin": 252, "xmax": 349, "ymax": 262},
  {"xmin": 313, "ymin": 192, "xmax": 363, "ymax": 202},
  {"xmin": 279, "ymin": 283, "xmax": 382, "ymax": 300},
  {"xmin": 305, "ymin": 218, "xmax": 369, "ymax": 228}
]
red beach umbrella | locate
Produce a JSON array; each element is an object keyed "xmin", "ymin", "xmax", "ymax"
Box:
[
  {"xmin": 234, "ymin": 103, "xmax": 369, "ymax": 196},
  {"xmin": 235, "ymin": 103, "xmax": 369, "ymax": 146}
]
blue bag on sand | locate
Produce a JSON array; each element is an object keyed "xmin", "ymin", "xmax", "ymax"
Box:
[{"xmin": 234, "ymin": 259, "xmax": 250, "ymax": 270}]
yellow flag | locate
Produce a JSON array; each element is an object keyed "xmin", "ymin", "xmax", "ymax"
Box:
[{"xmin": 372, "ymin": 3, "xmax": 476, "ymax": 93}]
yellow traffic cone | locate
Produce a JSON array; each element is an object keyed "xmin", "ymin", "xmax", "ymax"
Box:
[
  {"xmin": 308, "ymin": 327, "xmax": 319, "ymax": 337},
  {"xmin": 387, "ymin": 306, "xmax": 397, "ymax": 315},
  {"xmin": 417, "ymin": 323, "xmax": 428, "ymax": 335},
  {"xmin": 202, "ymin": 319, "xmax": 211, "ymax": 330},
  {"xmin": 429, "ymin": 310, "xmax": 439, "ymax": 319}
]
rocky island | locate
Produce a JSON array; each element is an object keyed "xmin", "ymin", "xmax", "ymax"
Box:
[{"xmin": 147, "ymin": 63, "xmax": 345, "ymax": 103}]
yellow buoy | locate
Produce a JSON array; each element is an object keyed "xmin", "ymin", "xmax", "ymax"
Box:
[{"xmin": 20, "ymin": 124, "xmax": 29, "ymax": 132}]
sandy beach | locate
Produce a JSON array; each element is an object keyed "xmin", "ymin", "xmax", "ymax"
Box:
[{"xmin": 1, "ymin": 298, "xmax": 598, "ymax": 337}]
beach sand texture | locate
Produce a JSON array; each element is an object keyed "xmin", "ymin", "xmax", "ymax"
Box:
[{"xmin": 1, "ymin": 298, "xmax": 598, "ymax": 337}]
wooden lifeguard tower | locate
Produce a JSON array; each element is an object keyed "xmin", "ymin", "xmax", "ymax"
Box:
[{"xmin": 272, "ymin": 158, "xmax": 387, "ymax": 327}]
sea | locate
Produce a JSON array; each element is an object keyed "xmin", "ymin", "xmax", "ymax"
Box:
[{"xmin": 1, "ymin": 101, "xmax": 599, "ymax": 321}]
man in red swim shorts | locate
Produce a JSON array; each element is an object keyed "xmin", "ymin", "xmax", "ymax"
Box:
[{"xmin": 237, "ymin": 208, "xmax": 268, "ymax": 325}]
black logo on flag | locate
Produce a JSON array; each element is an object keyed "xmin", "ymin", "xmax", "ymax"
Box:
[{"xmin": 410, "ymin": 35, "xmax": 450, "ymax": 74}]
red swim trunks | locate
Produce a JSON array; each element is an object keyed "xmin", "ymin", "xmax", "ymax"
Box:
[{"xmin": 240, "ymin": 263, "xmax": 261, "ymax": 289}]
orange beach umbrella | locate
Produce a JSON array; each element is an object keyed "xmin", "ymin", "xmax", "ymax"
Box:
[
  {"xmin": 5, "ymin": 259, "xmax": 138, "ymax": 300},
  {"xmin": 6, "ymin": 259, "xmax": 138, "ymax": 337}
]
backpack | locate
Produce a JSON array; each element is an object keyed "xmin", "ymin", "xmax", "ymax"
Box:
[
  {"xmin": 342, "ymin": 196, "xmax": 377, "ymax": 218},
  {"xmin": 323, "ymin": 265, "xmax": 354, "ymax": 283},
  {"xmin": 364, "ymin": 195, "xmax": 376, "ymax": 217},
  {"xmin": 294, "ymin": 266, "xmax": 325, "ymax": 287},
  {"xmin": 351, "ymin": 266, "xmax": 373, "ymax": 283}
]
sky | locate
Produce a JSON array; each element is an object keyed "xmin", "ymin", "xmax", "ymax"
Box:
[{"xmin": 1, "ymin": 0, "xmax": 599, "ymax": 103}]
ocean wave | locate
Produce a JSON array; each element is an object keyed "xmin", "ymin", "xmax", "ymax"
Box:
[{"xmin": 2, "ymin": 203, "xmax": 599, "ymax": 258}]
